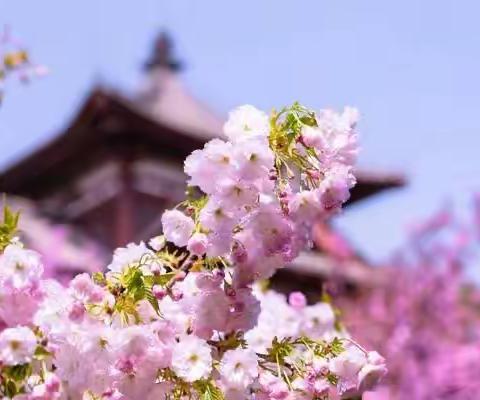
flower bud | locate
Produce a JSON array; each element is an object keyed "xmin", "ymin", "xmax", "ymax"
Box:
[
  {"xmin": 150, "ymin": 263, "xmax": 163, "ymax": 276},
  {"xmin": 288, "ymin": 291, "xmax": 307, "ymax": 309},
  {"xmin": 187, "ymin": 232, "xmax": 208, "ymax": 256},
  {"xmin": 152, "ymin": 285, "xmax": 167, "ymax": 300},
  {"xmin": 174, "ymin": 271, "xmax": 187, "ymax": 282},
  {"xmin": 171, "ymin": 288, "xmax": 184, "ymax": 301},
  {"xmin": 44, "ymin": 373, "xmax": 61, "ymax": 393},
  {"xmin": 68, "ymin": 301, "xmax": 85, "ymax": 322}
]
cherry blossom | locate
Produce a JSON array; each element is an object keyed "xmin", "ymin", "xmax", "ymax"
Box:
[
  {"xmin": 0, "ymin": 102, "xmax": 383, "ymax": 399},
  {"xmin": 0, "ymin": 326, "xmax": 37, "ymax": 365}
]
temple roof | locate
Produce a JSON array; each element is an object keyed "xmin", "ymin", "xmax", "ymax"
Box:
[
  {"xmin": 349, "ymin": 169, "xmax": 405, "ymax": 204},
  {"xmin": 0, "ymin": 87, "xmax": 208, "ymax": 198},
  {"xmin": 136, "ymin": 68, "xmax": 223, "ymax": 139}
]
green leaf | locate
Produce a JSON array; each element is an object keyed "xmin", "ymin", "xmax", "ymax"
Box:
[
  {"xmin": 0, "ymin": 204, "xmax": 20, "ymax": 251},
  {"xmin": 124, "ymin": 268, "xmax": 146, "ymax": 301},
  {"xmin": 194, "ymin": 380, "xmax": 224, "ymax": 400},
  {"xmin": 326, "ymin": 371, "xmax": 339, "ymax": 385},
  {"xmin": 145, "ymin": 287, "xmax": 160, "ymax": 315},
  {"xmin": 329, "ymin": 337, "xmax": 345, "ymax": 356},
  {"xmin": 92, "ymin": 272, "xmax": 106, "ymax": 286},
  {"xmin": 4, "ymin": 380, "xmax": 18, "ymax": 398},
  {"xmin": 34, "ymin": 345, "xmax": 52, "ymax": 360},
  {"xmin": 4, "ymin": 363, "xmax": 32, "ymax": 382},
  {"xmin": 266, "ymin": 336, "xmax": 295, "ymax": 363},
  {"xmin": 150, "ymin": 272, "xmax": 176, "ymax": 287}
]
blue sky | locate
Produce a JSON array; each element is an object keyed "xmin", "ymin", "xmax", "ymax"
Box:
[{"xmin": 1, "ymin": 0, "xmax": 479, "ymax": 262}]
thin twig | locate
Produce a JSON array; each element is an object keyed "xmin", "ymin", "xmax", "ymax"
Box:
[{"xmin": 165, "ymin": 253, "xmax": 198, "ymax": 290}]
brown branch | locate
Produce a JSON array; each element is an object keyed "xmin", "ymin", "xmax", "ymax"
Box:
[{"xmin": 165, "ymin": 253, "xmax": 198, "ymax": 290}]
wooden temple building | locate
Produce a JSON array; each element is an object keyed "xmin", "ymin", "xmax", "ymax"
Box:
[{"xmin": 0, "ymin": 34, "xmax": 404, "ymax": 294}]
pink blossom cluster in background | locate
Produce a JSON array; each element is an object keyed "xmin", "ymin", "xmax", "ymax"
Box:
[
  {"xmin": 340, "ymin": 202, "xmax": 480, "ymax": 399},
  {"xmin": 5, "ymin": 197, "xmax": 106, "ymax": 283},
  {"xmin": 0, "ymin": 103, "xmax": 386, "ymax": 399}
]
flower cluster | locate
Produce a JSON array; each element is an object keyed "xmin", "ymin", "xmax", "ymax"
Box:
[
  {"xmin": 168, "ymin": 103, "xmax": 358, "ymax": 287},
  {"xmin": 337, "ymin": 202, "xmax": 480, "ymax": 399},
  {"xmin": 0, "ymin": 103, "xmax": 384, "ymax": 399},
  {"xmin": 247, "ymin": 289, "xmax": 386, "ymax": 399},
  {"xmin": 0, "ymin": 28, "xmax": 46, "ymax": 104}
]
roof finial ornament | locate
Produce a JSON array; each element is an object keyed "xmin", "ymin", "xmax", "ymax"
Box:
[{"xmin": 143, "ymin": 31, "xmax": 182, "ymax": 72}]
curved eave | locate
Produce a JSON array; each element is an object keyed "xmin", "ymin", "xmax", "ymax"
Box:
[
  {"xmin": 0, "ymin": 87, "xmax": 207, "ymax": 197},
  {"xmin": 347, "ymin": 170, "xmax": 406, "ymax": 206},
  {"xmin": 285, "ymin": 251, "xmax": 386, "ymax": 287}
]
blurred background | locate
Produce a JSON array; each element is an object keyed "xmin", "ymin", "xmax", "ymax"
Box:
[{"xmin": 1, "ymin": 1, "xmax": 480, "ymax": 398}]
